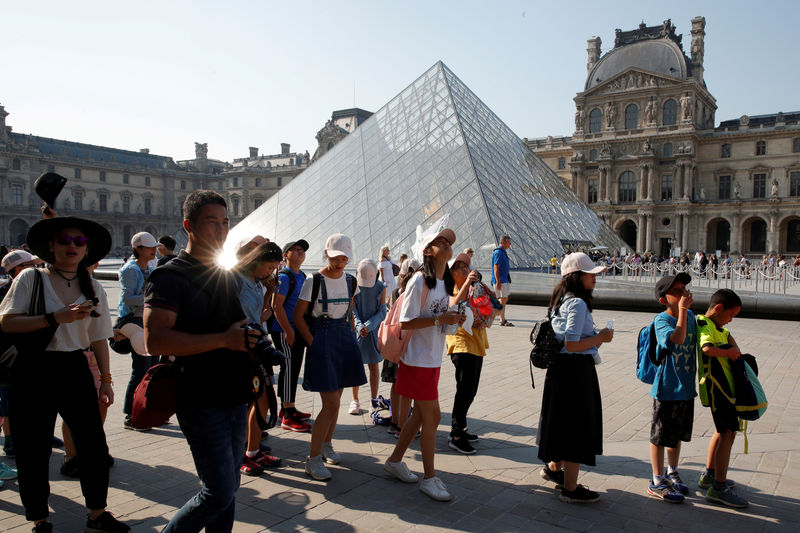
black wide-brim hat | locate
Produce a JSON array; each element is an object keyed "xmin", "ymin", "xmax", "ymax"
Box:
[
  {"xmin": 34, "ymin": 172, "xmax": 67, "ymax": 208},
  {"xmin": 27, "ymin": 217, "xmax": 112, "ymax": 265}
]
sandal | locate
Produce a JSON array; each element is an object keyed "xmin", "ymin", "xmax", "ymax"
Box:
[{"xmin": 240, "ymin": 456, "xmax": 264, "ymax": 476}]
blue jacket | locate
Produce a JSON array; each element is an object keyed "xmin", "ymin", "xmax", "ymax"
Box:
[{"xmin": 118, "ymin": 259, "xmax": 150, "ymax": 318}]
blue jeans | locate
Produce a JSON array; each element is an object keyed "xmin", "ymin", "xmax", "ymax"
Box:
[{"xmin": 161, "ymin": 404, "xmax": 247, "ymax": 533}]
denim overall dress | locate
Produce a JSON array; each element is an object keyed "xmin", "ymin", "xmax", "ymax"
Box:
[{"xmin": 302, "ymin": 274, "xmax": 367, "ymax": 392}]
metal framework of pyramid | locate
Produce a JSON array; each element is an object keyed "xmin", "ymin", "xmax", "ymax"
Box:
[{"xmin": 225, "ymin": 61, "xmax": 625, "ymax": 269}]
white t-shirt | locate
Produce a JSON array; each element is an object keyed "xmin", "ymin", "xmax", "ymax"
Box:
[
  {"xmin": 379, "ymin": 260, "xmax": 397, "ymax": 292},
  {"xmin": 399, "ymin": 272, "xmax": 449, "ymax": 368},
  {"xmin": 298, "ymin": 273, "xmax": 358, "ymax": 319},
  {"xmin": 0, "ymin": 268, "xmax": 113, "ymax": 352}
]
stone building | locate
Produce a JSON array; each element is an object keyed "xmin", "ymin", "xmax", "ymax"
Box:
[
  {"xmin": 0, "ymin": 103, "xmax": 307, "ymax": 252},
  {"xmin": 530, "ymin": 17, "xmax": 800, "ymax": 258},
  {"xmin": 312, "ymin": 108, "xmax": 373, "ymax": 161}
]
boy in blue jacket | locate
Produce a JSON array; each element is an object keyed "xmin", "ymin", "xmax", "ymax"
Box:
[{"xmin": 647, "ymin": 273, "xmax": 697, "ymax": 503}]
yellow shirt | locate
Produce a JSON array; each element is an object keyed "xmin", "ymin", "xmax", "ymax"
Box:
[{"xmin": 445, "ymin": 288, "xmax": 489, "ymax": 356}]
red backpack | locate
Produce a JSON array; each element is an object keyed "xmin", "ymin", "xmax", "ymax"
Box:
[
  {"xmin": 130, "ymin": 363, "xmax": 177, "ymax": 429},
  {"xmin": 378, "ymin": 281, "xmax": 428, "ymax": 363}
]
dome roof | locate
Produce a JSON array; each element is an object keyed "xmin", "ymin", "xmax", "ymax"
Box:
[{"xmin": 586, "ymin": 39, "xmax": 690, "ymax": 91}]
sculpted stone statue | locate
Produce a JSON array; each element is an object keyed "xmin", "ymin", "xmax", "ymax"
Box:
[
  {"xmin": 574, "ymin": 107, "xmax": 585, "ymax": 131},
  {"xmin": 194, "ymin": 142, "xmax": 208, "ymax": 159},
  {"xmin": 303, "ymin": 150, "xmax": 310, "ymax": 163},
  {"xmin": 645, "ymin": 98, "xmax": 656, "ymax": 124},
  {"xmin": 771, "ymin": 179, "xmax": 779, "ymax": 197},
  {"xmin": 605, "ymin": 102, "xmax": 616, "ymax": 128},
  {"xmin": 699, "ymin": 185, "xmax": 706, "ymax": 201},
  {"xmin": 600, "ymin": 143, "xmax": 612, "ymax": 158},
  {"xmin": 734, "ymin": 181, "xmax": 741, "ymax": 199},
  {"xmin": 680, "ymin": 93, "xmax": 693, "ymax": 121},
  {"xmin": 642, "ymin": 138, "xmax": 652, "ymax": 152}
]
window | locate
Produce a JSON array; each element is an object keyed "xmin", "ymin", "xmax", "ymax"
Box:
[
  {"xmin": 753, "ymin": 173, "xmax": 767, "ymax": 198},
  {"xmin": 123, "ymin": 174, "xmax": 129, "ymax": 185},
  {"xmin": 756, "ymin": 140, "xmax": 766, "ymax": 156},
  {"xmin": 74, "ymin": 168, "xmax": 81, "ymax": 179},
  {"xmin": 794, "ymin": 138, "xmax": 800, "ymax": 153},
  {"xmin": 587, "ymin": 179, "xmax": 598, "ymax": 204},
  {"xmin": 558, "ymin": 157, "xmax": 566, "ymax": 170},
  {"xmin": 277, "ymin": 177, "xmax": 283, "ymax": 187},
  {"xmin": 661, "ymin": 175, "xmax": 673, "ymax": 201},
  {"xmin": 721, "ymin": 144, "xmax": 731, "ymax": 158},
  {"xmin": 122, "ymin": 195, "xmax": 131, "ymax": 214},
  {"xmin": 618, "ymin": 171, "xmax": 636, "ymax": 203},
  {"xmin": 99, "ymin": 170, "xmax": 106, "ymax": 182},
  {"xmin": 663, "ymin": 99, "xmax": 677, "ymax": 126},
  {"xmin": 719, "ymin": 175, "xmax": 731, "ymax": 200},
  {"xmin": 99, "ymin": 194, "xmax": 107, "ymax": 212},
  {"xmin": 12, "ymin": 184, "xmax": 23, "ymax": 206},
  {"xmin": 791, "ymin": 172, "xmax": 800, "ymax": 197},
  {"xmin": 254, "ymin": 199, "xmax": 262, "ymax": 209},
  {"xmin": 255, "ymin": 177, "xmax": 261, "ymax": 187},
  {"xmin": 74, "ymin": 191, "xmax": 83, "ymax": 211},
  {"xmin": 232, "ymin": 199, "xmax": 240, "ymax": 216},
  {"xmin": 589, "ymin": 149, "xmax": 598, "ymax": 161},
  {"xmin": 663, "ymin": 143, "xmax": 673, "ymax": 157},
  {"xmin": 145, "ymin": 176, "xmax": 151, "ymax": 186},
  {"xmin": 180, "ymin": 180, "xmax": 186, "ymax": 190},
  {"xmin": 144, "ymin": 198, "xmax": 152, "ymax": 215},
  {"xmin": 624, "ymin": 104, "xmax": 638, "ymax": 129},
  {"xmin": 589, "ymin": 108, "xmax": 602, "ymax": 133},
  {"xmin": 233, "ymin": 177, "xmax": 239, "ymax": 187},
  {"xmin": 12, "ymin": 158, "xmax": 21, "ymax": 170}
]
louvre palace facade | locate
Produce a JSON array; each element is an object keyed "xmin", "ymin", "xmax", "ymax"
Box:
[{"xmin": 530, "ymin": 17, "xmax": 800, "ymax": 258}]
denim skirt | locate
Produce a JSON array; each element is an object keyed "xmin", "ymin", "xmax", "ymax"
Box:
[{"xmin": 303, "ymin": 317, "xmax": 367, "ymax": 392}]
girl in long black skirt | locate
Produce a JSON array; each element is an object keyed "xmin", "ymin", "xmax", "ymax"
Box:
[{"xmin": 537, "ymin": 252, "xmax": 614, "ymax": 503}]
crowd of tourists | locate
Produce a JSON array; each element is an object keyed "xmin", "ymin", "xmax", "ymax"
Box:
[{"xmin": 0, "ymin": 189, "xmax": 760, "ymax": 531}]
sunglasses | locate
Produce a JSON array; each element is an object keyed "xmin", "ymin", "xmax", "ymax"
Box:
[{"xmin": 55, "ymin": 234, "xmax": 89, "ymax": 247}]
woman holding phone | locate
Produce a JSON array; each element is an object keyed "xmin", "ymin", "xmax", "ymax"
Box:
[{"xmin": 0, "ymin": 217, "xmax": 129, "ymax": 533}]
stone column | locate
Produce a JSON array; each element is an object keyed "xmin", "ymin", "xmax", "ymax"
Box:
[
  {"xmin": 731, "ymin": 212, "xmax": 742, "ymax": 253},
  {"xmin": 679, "ymin": 163, "xmax": 688, "ymax": 200},
  {"xmin": 639, "ymin": 165, "xmax": 647, "ymax": 202},
  {"xmin": 571, "ymin": 170, "xmax": 578, "ymax": 194},
  {"xmin": 675, "ymin": 215, "xmax": 683, "ymax": 252},
  {"xmin": 681, "ymin": 212, "xmax": 690, "ymax": 251},
  {"xmin": 646, "ymin": 164, "xmax": 654, "ymax": 201},
  {"xmin": 645, "ymin": 211, "xmax": 655, "ymax": 252},
  {"xmin": 767, "ymin": 207, "xmax": 779, "ymax": 253},
  {"xmin": 637, "ymin": 213, "xmax": 646, "ymax": 252}
]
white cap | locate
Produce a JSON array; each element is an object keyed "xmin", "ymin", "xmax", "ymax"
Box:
[
  {"xmin": 2, "ymin": 250, "xmax": 34, "ymax": 272},
  {"xmin": 324, "ymin": 234, "xmax": 352, "ymax": 260},
  {"xmin": 356, "ymin": 259, "xmax": 378, "ymax": 288},
  {"xmin": 399, "ymin": 257, "xmax": 421, "ymax": 275},
  {"xmin": 131, "ymin": 232, "xmax": 158, "ymax": 248},
  {"xmin": 413, "ymin": 214, "xmax": 456, "ymax": 261},
  {"xmin": 560, "ymin": 252, "xmax": 607, "ymax": 276}
]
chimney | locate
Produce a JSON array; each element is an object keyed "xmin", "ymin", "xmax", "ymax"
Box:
[
  {"xmin": 249, "ymin": 147, "xmax": 259, "ymax": 158},
  {"xmin": 690, "ymin": 16, "xmax": 706, "ymax": 84},
  {"xmin": 281, "ymin": 143, "xmax": 290, "ymax": 155},
  {"xmin": 587, "ymin": 36, "xmax": 602, "ymax": 72},
  {"xmin": 139, "ymin": 148, "xmax": 150, "ymax": 154}
]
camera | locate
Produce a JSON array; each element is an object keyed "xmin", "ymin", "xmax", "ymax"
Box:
[{"xmin": 243, "ymin": 323, "xmax": 287, "ymax": 366}]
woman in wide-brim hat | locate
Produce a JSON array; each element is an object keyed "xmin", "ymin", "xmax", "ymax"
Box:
[{"xmin": 0, "ymin": 217, "xmax": 130, "ymax": 532}]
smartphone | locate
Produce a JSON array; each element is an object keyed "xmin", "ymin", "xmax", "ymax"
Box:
[
  {"xmin": 78, "ymin": 300, "xmax": 97, "ymax": 311},
  {"xmin": 606, "ymin": 319, "xmax": 615, "ymax": 330}
]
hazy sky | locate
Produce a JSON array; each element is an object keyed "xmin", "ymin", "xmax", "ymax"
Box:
[{"xmin": 3, "ymin": 1, "xmax": 798, "ymax": 163}]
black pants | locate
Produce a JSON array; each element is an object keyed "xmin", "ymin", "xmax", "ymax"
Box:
[
  {"xmin": 449, "ymin": 352, "xmax": 484, "ymax": 436},
  {"xmin": 271, "ymin": 331, "xmax": 306, "ymax": 404},
  {"xmin": 9, "ymin": 350, "xmax": 110, "ymax": 520}
]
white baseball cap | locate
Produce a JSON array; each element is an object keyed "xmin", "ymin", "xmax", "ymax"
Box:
[
  {"xmin": 131, "ymin": 232, "xmax": 158, "ymax": 248},
  {"xmin": 356, "ymin": 259, "xmax": 378, "ymax": 288},
  {"xmin": 324, "ymin": 234, "xmax": 352, "ymax": 260},
  {"xmin": 2, "ymin": 250, "xmax": 34, "ymax": 272},
  {"xmin": 560, "ymin": 252, "xmax": 607, "ymax": 276}
]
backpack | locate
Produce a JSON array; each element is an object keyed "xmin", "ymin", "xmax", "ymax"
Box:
[
  {"xmin": 635, "ymin": 322, "xmax": 663, "ymax": 384},
  {"xmin": 305, "ymin": 272, "xmax": 357, "ymax": 328},
  {"xmin": 377, "ymin": 276, "xmax": 429, "ymax": 363},
  {"xmin": 528, "ymin": 296, "xmax": 574, "ymax": 388},
  {"xmin": 130, "ymin": 363, "xmax": 177, "ymax": 429},
  {"xmin": 266, "ymin": 268, "xmax": 306, "ymax": 330}
]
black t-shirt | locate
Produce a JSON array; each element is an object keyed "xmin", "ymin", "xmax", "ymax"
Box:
[
  {"xmin": 156, "ymin": 253, "xmax": 177, "ymax": 267},
  {"xmin": 145, "ymin": 251, "xmax": 252, "ymax": 408}
]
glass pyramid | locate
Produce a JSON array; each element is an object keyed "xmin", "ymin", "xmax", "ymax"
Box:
[{"xmin": 224, "ymin": 61, "xmax": 624, "ymax": 269}]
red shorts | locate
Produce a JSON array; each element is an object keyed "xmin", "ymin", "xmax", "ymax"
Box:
[{"xmin": 396, "ymin": 361, "xmax": 440, "ymax": 401}]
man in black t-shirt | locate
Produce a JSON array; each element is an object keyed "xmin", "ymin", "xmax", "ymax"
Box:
[
  {"xmin": 155, "ymin": 235, "xmax": 177, "ymax": 267},
  {"xmin": 144, "ymin": 191, "xmax": 260, "ymax": 532}
]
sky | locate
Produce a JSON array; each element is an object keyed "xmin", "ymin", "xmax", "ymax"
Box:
[{"xmin": 3, "ymin": 1, "xmax": 799, "ymax": 163}]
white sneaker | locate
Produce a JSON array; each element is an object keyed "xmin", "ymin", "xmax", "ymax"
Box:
[
  {"xmin": 321, "ymin": 442, "xmax": 341, "ymax": 465},
  {"xmin": 348, "ymin": 400, "xmax": 360, "ymax": 415},
  {"xmin": 383, "ymin": 460, "xmax": 419, "ymax": 483},
  {"xmin": 304, "ymin": 455, "xmax": 331, "ymax": 480},
  {"xmin": 420, "ymin": 476, "xmax": 452, "ymax": 501}
]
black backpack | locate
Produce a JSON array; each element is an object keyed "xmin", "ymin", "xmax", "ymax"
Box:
[{"xmin": 528, "ymin": 296, "xmax": 574, "ymax": 388}]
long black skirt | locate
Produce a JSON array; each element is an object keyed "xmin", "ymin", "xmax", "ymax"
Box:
[{"xmin": 536, "ymin": 353, "xmax": 603, "ymax": 466}]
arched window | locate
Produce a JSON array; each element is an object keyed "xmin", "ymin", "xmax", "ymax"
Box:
[
  {"xmin": 663, "ymin": 143, "xmax": 673, "ymax": 157},
  {"xmin": 589, "ymin": 109, "xmax": 602, "ymax": 133},
  {"xmin": 558, "ymin": 157, "xmax": 566, "ymax": 170},
  {"xmin": 662, "ymin": 99, "xmax": 678, "ymax": 126},
  {"xmin": 625, "ymin": 104, "xmax": 638, "ymax": 129},
  {"xmin": 589, "ymin": 149, "xmax": 598, "ymax": 161},
  {"xmin": 618, "ymin": 171, "xmax": 636, "ymax": 203}
]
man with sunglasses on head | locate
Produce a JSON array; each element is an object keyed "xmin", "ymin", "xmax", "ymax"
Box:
[{"xmin": 118, "ymin": 232, "xmax": 159, "ymax": 430}]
